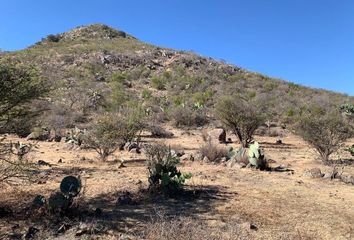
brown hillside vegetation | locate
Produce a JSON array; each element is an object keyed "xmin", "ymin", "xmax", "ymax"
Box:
[{"xmin": 0, "ymin": 24, "xmax": 354, "ymax": 239}]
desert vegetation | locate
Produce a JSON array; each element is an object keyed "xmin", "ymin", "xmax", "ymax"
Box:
[{"xmin": 0, "ymin": 24, "xmax": 354, "ymax": 239}]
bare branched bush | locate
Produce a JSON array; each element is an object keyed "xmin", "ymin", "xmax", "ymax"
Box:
[
  {"xmin": 295, "ymin": 110, "xmax": 354, "ymax": 162},
  {"xmin": 0, "ymin": 139, "xmax": 37, "ymax": 185},
  {"xmin": 199, "ymin": 141, "xmax": 228, "ymax": 162},
  {"xmin": 84, "ymin": 106, "xmax": 144, "ymax": 161},
  {"xmin": 170, "ymin": 106, "xmax": 208, "ymax": 128},
  {"xmin": 216, "ymin": 95, "xmax": 265, "ymax": 147}
]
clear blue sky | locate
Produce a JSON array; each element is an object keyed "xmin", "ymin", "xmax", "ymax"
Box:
[{"xmin": 1, "ymin": 0, "xmax": 353, "ymax": 96}]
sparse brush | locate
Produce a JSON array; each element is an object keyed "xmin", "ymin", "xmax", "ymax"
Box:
[{"xmin": 199, "ymin": 141, "xmax": 228, "ymax": 162}]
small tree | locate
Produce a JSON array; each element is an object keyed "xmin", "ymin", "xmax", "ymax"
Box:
[
  {"xmin": 0, "ymin": 140, "xmax": 37, "ymax": 184},
  {"xmin": 215, "ymin": 95, "xmax": 265, "ymax": 147},
  {"xmin": 84, "ymin": 106, "xmax": 144, "ymax": 161},
  {"xmin": 0, "ymin": 59, "xmax": 46, "ymax": 184},
  {"xmin": 84, "ymin": 114, "xmax": 125, "ymax": 161},
  {"xmin": 295, "ymin": 110, "xmax": 354, "ymax": 162}
]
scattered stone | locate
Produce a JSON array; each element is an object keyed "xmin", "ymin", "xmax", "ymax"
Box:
[
  {"xmin": 0, "ymin": 206, "xmax": 12, "ymax": 218},
  {"xmin": 341, "ymin": 175, "xmax": 354, "ymax": 185},
  {"xmin": 37, "ymin": 160, "xmax": 51, "ymax": 167},
  {"xmin": 58, "ymin": 159, "xmax": 63, "ymax": 163},
  {"xmin": 129, "ymin": 148, "xmax": 141, "ymax": 154},
  {"xmin": 240, "ymin": 222, "xmax": 258, "ymax": 231},
  {"xmin": 194, "ymin": 153, "xmax": 203, "ymax": 161},
  {"xmin": 233, "ymin": 162, "xmax": 246, "ymax": 169},
  {"xmin": 75, "ymin": 223, "xmax": 89, "ymax": 236},
  {"xmin": 303, "ymin": 168, "xmax": 323, "ymax": 178},
  {"xmin": 25, "ymin": 226, "xmax": 39, "ymax": 239},
  {"xmin": 125, "ymin": 142, "xmax": 138, "ymax": 151},
  {"xmin": 54, "ymin": 135, "xmax": 62, "ymax": 142},
  {"xmin": 37, "ymin": 179, "xmax": 47, "ymax": 184},
  {"xmin": 26, "ymin": 127, "xmax": 50, "ymax": 141},
  {"xmin": 57, "ymin": 223, "xmax": 72, "ymax": 234},
  {"xmin": 206, "ymin": 128, "xmax": 226, "ymax": 143},
  {"xmin": 203, "ymin": 156, "xmax": 209, "ymax": 162},
  {"xmin": 275, "ymin": 139, "xmax": 282, "ymax": 144},
  {"xmin": 117, "ymin": 192, "xmax": 133, "ymax": 205},
  {"xmin": 94, "ymin": 208, "xmax": 103, "ymax": 217}
]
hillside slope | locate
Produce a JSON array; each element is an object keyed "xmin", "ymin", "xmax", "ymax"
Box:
[{"xmin": 2, "ymin": 24, "xmax": 353, "ymax": 131}]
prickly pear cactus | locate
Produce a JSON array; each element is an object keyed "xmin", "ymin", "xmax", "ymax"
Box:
[
  {"xmin": 345, "ymin": 144, "xmax": 354, "ymax": 156},
  {"xmin": 248, "ymin": 141, "xmax": 268, "ymax": 169},
  {"xmin": 60, "ymin": 176, "xmax": 81, "ymax": 197},
  {"xmin": 48, "ymin": 192, "xmax": 72, "ymax": 211},
  {"xmin": 32, "ymin": 195, "xmax": 46, "ymax": 208}
]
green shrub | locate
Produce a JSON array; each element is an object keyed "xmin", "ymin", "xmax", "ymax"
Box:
[
  {"xmin": 0, "ymin": 59, "xmax": 48, "ymax": 133},
  {"xmin": 216, "ymin": 95, "xmax": 265, "ymax": 147},
  {"xmin": 151, "ymin": 76, "xmax": 167, "ymax": 90},
  {"xmin": 142, "ymin": 88, "xmax": 153, "ymax": 99},
  {"xmin": 295, "ymin": 109, "xmax": 354, "ymax": 162}
]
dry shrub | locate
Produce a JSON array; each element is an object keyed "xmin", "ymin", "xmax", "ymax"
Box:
[
  {"xmin": 199, "ymin": 141, "xmax": 228, "ymax": 162},
  {"xmin": 139, "ymin": 215, "xmax": 246, "ymax": 240},
  {"xmin": 170, "ymin": 106, "xmax": 209, "ymax": 128},
  {"xmin": 146, "ymin": 124, "xmax": 174, "ymax": 138},
  {"xmin": 0, "ymin": 139, "xmax": 37, "ymax": 185}
]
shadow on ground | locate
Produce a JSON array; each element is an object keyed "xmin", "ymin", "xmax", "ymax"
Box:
[{"xmin": 0, "ymin": 184, "xmax": 234, "ymax": 238}]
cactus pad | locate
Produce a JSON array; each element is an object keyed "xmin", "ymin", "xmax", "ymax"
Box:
[
  {"xmin": 48, "ymin": 192, "xmax": 72, "ymax": 210},
  {"xmin": 60, "ymin": 176, "xmax": 81, "ymax": 197}
]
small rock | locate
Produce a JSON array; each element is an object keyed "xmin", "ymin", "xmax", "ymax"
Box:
[
  {"xmin": 129, "ymin": 148, "xmax": 141, "ymax": 154},
  {"xmin": 37, "ymin": 160, "xmax": 51, "ymax": 167},
  {"xmin": 194, "ymin": 153, "xmax": 203, "ymax": 161},
  {"xmin": 0, "ymin": 206, "xmax": 12, "ymax": 218},
  {"xmin": 303, "ymin": 168, "xmax": 323, "ymax": 178},
  {"xmin": 117, "ymin": 193, "xmax": 133, "ymax": 205},
  {"xmin": 240, "ymin": 222, "xmax": 258, "ymax": 231},
  {"xmin": 341, "ymin": 175, "xmax": 354, "ymax": 185},
  {"xmin": 275, "ymin": 139, "xmax": 282, "ymax": 144},
  {"xmin": 58, "ymin": 159, "xmax": 63, "ymax": 163},
  {"xmin": 37, "ymin": 179, "xmax": 47, "ymax": 184},
  {"xmin": 94, "ymin": 208, "xmax": 102, "ymax": 217},
  {"xmin": 233, "ymin": 162, "xmax": 246, "ymax": 169},
  {"xmin": 206, "ymin": 128, "xmax": 226, "ymax": 143},
  {"xmin": 25, "ymin": 226, "xmax": 39, "ymax": 239},
  {"xmin": 203, "ymin": 156, "xmax": 209, "ymax": 162}
]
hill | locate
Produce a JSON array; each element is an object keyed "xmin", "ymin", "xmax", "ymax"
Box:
[{"xmin": 1, "ymin": 23, "xmax": 353, "ymax": 133}]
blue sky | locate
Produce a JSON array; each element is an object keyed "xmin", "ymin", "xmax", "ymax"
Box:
[{"xmin": 0, "ymin": 0, "xmax": 353, "ymax": 95}]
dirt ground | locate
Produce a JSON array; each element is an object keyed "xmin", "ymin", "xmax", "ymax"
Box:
[{"xmin": 0, "ymin": 128, "xmax": 353, "ymax": 240}]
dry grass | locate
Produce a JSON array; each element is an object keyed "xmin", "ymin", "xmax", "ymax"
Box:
[{"xmin": 0, "ymin": 129, "xmax": 353, "ymax": 239}]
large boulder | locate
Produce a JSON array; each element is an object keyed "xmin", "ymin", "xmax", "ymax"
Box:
[
  {"xmin": 26, "ymin": 127, "xmax": 50, "ymax": 141},
  {"xmin": 205, "ymin": 128, "xmax": 226, "ymax": 143}
]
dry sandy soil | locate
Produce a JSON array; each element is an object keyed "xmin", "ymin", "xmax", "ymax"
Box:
[{"xmin": 0, "ymin": 127, "xmax": 353, "ymax": 240}]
